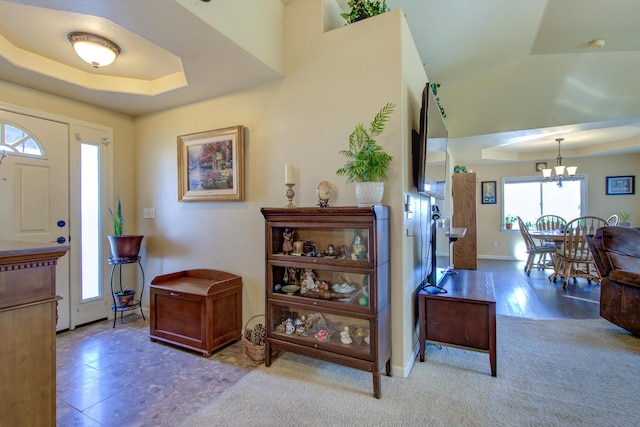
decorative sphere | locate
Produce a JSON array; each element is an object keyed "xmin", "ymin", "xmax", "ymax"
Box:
[{"xmin": 358, "ymin": 295, "xmax": 369, "ymax": 306}]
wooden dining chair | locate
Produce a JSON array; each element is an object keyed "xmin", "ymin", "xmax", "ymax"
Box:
[
  {"xmin": 518, "ymin": 216, "xmax": 558, "ymax": 276},
  {"xmin": 555, "ymin": 216, "xmax": 608, "ymax": 287},
  {"xmin": 606, "ymin": 214, "xmax": 619, "ymax": 226},
  {"xmin": 535, "ymin": 215, "xmax": 566, "ymax": 267}
]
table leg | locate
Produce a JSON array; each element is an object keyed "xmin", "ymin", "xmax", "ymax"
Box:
[
  {"xmin": 419, "ymin": 293, "xmax": 426, "ymax": 362},
  {"xmin": 489, "ymin": 303, "xmax": 497, "ymax": 377}
]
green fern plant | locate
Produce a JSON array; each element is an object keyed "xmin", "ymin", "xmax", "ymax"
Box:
[{"xmin": 336, "ymin": 102, "xmax": 395, "ymax": 183}]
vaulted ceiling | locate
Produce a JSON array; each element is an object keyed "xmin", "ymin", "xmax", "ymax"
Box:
[{"xmin": 1, "ymin": 0, "xmax": 639, "ymax": 164}]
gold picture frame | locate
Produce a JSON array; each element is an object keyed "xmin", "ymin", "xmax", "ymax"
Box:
[{"xmin": 178, "ymin": 126, "xmax": 245, "ymax": 202}]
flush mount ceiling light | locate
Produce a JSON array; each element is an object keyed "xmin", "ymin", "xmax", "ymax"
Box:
[
  {"xmin": 541, "ymin": 138, "xmax": 578, "ymax": 187},
  {"xmin": 68, "ymin": 32, "xmax": 121, "ymax": 68}
]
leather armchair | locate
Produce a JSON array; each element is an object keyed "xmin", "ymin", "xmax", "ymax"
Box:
[{"xmin": 587, "ymin": 226, "xmax": 640, "ymax": 336}]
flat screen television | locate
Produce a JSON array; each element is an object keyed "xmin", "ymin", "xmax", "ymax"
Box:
[
  {"xmin": 413, "ymin": 83, "xmax": 448, "ymax": 199},
  {"xmin": 412, "ymin": 83, "xmax": 450, "ymax": 288}
]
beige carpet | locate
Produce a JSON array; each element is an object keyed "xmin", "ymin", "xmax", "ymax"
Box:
[{"xmin": 181, "ymin": 316, "xmax": 639, "ymax": 426}]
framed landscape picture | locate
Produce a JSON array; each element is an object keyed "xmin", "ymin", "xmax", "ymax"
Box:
[
  {"xmin": 178, "ymin": 126, "xmax": 245, "ymax": 202},
  {"xmin": 605, "ymin": 175, "xmax": 635, "ymax": 196},
  {"xmin": 481, "ymin": 181, "xmax": 497, "ymax": 204}
]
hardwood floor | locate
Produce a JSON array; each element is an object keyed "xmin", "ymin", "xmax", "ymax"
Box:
[
  {"xmin": 481, "ymin": 259, "xmax": 600, "ymax": 319},
  {"xmin": 55, "ymin": 259, "xmax": 601, "ymax": 426}
]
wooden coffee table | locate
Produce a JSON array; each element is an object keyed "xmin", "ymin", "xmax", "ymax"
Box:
[{"xmin": 418, "ymin": 270, "xmax": 496, "ymax": 376}]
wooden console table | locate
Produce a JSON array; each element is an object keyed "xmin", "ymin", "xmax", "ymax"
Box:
[
  {"xmin": 418, "ymin": 270, "xmax": 496, "ymax": 376},
  {"xmin": 0, "ymin": 240, "xmax": 69, "ymax": 426}
]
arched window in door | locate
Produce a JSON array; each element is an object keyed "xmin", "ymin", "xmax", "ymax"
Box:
[{"xmin": 1, "ymin": 122, "xmax": 44, "ymax": 156}]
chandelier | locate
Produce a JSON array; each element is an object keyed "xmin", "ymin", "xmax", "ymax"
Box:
[{"xmin": 541, "ymin": 138, "xmax": 577, "ymax": 187}]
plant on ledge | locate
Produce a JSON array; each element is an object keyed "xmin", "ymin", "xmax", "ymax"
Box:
[
  {"xmin": 341, "ymin": 0, "xmax": 389, "ymax": 24},
  {"xmin": 336, "ymin": 102, "xmax": 395, "ymax": 183},
  {"xmin": 504, "ymin": 215, "xmax": 517, "ymax": 229},
  {"xmin": 336, "ymin": 102, "xmax": 395, "ymax": 207}
]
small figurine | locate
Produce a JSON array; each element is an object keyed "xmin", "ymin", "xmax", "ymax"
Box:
[
  {"xmin": 283, "ymin": 228, "xmax": 294, "ymax": 254},
  {"xmin": 314, "ymin": 279, "xmax": 329, "ymax": 292},
  {"xmin": 286, "ymin": 267, "xmax": 299, "ymax": 286},
  {"xmin": 340, "ymin": 326, "xmax": 352, "ymax": 344},
  {"xmin": 301, "ymin": 268, "xmax": 316, "ymax": 294},
  {"xmin": 285, "ymin": 318, "xmax": 295, "ymax": 335},
  {"xmin": 295, "ymin": 316, "xmax": 306, "ymax": 335},
  {"xmin": 325, "ymin": 244, "xmax": 336, "ymax": 257},
  {"xmin": 351, "ymin": 231, "xmax": 367, "ymax": 261},
  {"xmin": 337, "ymin": 245, "xmax": 349, "ymax": 259},
  {"xmin": 314, "ymin": 329, "xmax": 329, "ymax": 342}
]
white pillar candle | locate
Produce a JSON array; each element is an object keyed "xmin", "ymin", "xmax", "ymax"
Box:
[{"xmin": 285, "ymin": 164, "xmax": 295, "ymax": 184}]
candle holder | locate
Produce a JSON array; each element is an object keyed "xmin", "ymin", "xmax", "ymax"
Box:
[{"xmin": 285, "ymin": 183, "xmax": 296, "ymax": 208}]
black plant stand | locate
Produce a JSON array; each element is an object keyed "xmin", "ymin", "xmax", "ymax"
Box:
[{"xmin": 108, "ymin": 256, "xmax": 145, "ymax": 328}]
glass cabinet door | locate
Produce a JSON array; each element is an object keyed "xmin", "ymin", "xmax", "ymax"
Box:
[
  {"xmin": 268, "ymin": 302, "xmax": 372, "ymax": 359},
  {"xmin": 268, "ymin": 264, "xmax": 371, "ymax": 309},
  {"xmin": 268, "ymin": 225, "xmax": 371, "ymax": 263}
]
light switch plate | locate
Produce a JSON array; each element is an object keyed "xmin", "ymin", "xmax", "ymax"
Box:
[{"xmin": 143, "ymin": 208, "xmax": 156, "ymax": 219}]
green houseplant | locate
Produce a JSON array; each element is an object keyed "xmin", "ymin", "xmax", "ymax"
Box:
[
  {"xmin": 336, "ymin": 102, "xmax": 395, "ymax": 206},
  {"xmin": 341, "ymin": 0, "xmax": 389, "ymax": 24},
  {"xmin": 618, "ymin": 211, "xmax": 631, "ymax": 226},
  {"xmin": 504, "ymin": 214, "xmax": 517, "ymax": 229},
  {"xmin": 107, "ymin": 197, "xmax": 143, "ymax": 261}
]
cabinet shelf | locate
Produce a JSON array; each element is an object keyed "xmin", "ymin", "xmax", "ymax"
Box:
[{"xmin": 261, "ymin": 206, "xmax": 390, "ymax": 398}]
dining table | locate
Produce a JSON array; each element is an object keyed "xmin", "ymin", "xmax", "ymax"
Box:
[{"xmin": 528, "ymin": 229, "xmax": 564, "ymax": 242}]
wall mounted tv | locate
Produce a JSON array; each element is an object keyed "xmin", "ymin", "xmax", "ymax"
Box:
[{"xmin": 412, "ymin": 83, "xmax": 448, "ymax": 199}]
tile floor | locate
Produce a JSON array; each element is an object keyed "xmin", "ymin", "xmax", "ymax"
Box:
[{"xmin": 56, "ymin": 315, "xmax": 259, "ymax": 427}]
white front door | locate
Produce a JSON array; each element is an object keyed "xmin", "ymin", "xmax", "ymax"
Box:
[{"xmin": 0, "ymin": 109, "xmax": 70, "ymax": 331}]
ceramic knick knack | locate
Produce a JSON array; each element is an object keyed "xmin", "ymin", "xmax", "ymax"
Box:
[
  {"xmin": 285, "ymin": 318, "xmax": 295, "ymax": 335},
  {"xmin": 340, "ymin": 326, "xmax": 352, "ymax": 344},
  {"xmin": 351, "ymin": 230, "xmax": 367, "ymax": 261}
]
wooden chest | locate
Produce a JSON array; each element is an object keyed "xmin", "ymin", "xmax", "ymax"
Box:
[{"xmin": 149, "ymin": 269, "xmax": 242, "ymax": 356}]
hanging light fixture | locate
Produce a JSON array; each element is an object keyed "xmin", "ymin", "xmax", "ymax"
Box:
[
  {"xmin": 68, "ymin": 32, "xmax": 121, "ymax": 68},
  {"xmin": 541, "ymin": 138, "xmax": 577, "ymax": 187}
]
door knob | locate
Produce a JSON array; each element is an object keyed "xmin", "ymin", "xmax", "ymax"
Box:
[{"xmin": 56, "ymin": 236, "xmax": 66, "ymax": 244}]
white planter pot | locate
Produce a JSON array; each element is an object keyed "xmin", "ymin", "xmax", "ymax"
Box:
[{"xmin": 355, "ymin": 182, "xmax": 384, "ymax": 207}]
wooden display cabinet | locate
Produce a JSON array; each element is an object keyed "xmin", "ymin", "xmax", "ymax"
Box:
[
  {"xmin": 149, "ymin": 269, "xmax": 242, "ymax": 356},
  {"xmin": 261, "ymin": 206, "xmax": 391, "ymax": 398},
  {"xmin": 0, "ymin": 240, "xmax": 69, "ymax": 427}
]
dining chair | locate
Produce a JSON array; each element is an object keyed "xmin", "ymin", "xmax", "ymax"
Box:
[
  {"xmin": 535, "ymin": 215, "xmax": 566, "ymax": 231},
  {"xmin": 518, "ymin": 216, "xmax": 558, "ymax": 276},
  {"xmin": 555, "ymin": 216, "xmax": 608, "ymax": 287},
  {"xmin": 535, "ymin": 215, "xmax": 566, "ymax": 267},
  {"xmin": 606, "ymin": 214, "xmax": 619, "ymax": 226}
]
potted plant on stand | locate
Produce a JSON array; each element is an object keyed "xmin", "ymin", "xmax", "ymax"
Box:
[
  {"xmin": 107, "ymin": 197, "xmax": 143, "ymax": 309},
  {"xmin": 108, "ymin": 197, "xmax": 144, "ymax": 260},
  {"xmin": 336, "ymin": 102, "xmax": 395, "ymax": 207}
]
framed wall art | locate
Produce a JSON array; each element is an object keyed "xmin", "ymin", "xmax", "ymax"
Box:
[
  {"xmin": 481, "ymin": 181, "xmax": 496, "ymax": 204},
  {"xmin": 605, "ymin": 175, "xmax": 635, "ymax": 196},
  {"xmin": 178, "ymin": 125, "xmax": 245, "ymax": 202}
]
